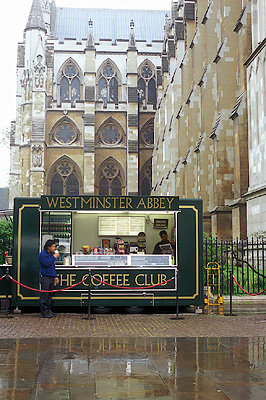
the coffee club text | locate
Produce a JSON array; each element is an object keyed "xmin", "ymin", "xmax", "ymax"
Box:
[
  {"xmin": 42, "ymin": 195, "xmax": 179, "ymax": 211},
  {"xmin": 57, "ymin": 273, "xmax": 174, "ymax": 288}
]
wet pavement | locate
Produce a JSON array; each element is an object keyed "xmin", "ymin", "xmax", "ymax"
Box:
[
  {"xmin": 0, "ymin": 314, "xmax": 266, "ymax": 398},
  {"xmin": 0, "ymin": 336, "xmax": 266, "ymax": 399}
]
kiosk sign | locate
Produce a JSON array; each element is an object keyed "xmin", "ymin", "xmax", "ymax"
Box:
[{"xmin": 41, "ymin": 195, "xmax": 179, "ymax": 211}]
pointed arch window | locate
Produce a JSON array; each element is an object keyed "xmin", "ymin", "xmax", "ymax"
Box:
[
  {"xmin": 141, "ymin": 119, "xmax": 154, "ymax": 147},
  {"xmin": 51, "ymin": 117, "xmax": 80, "ymax": 146},
  {"xmin": 60, "ymin": 60, "xmax": 81, "ymax": 106},
  {"xmin": 97, "ymin": 117, "xmax": 124, "ymax": 146},
  {"xmin": 48, "ymin": 158, "xmax": 82, "ymax": 195},
  {"xmin": 97, "ymin": 60, "xmax": 119, "ymax": 105},
  {"xmin": 96, "ymin": 158, "xmax": 125, "ymax": 195},
  {"xmin": 138, "ymin": 61, "xmax": 157, "ymax": 107},
  {"xmin": 140, "ymin": 158, "xmax": 152, "ymax": 196},
  {"xmin": 51, "ymin": 174, "xmax": 64, "ymax": 196}
]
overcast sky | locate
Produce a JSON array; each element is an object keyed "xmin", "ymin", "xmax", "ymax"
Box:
[{"xmin": 0, "ymin": 0, "xmax": 170, "ymax": 188}]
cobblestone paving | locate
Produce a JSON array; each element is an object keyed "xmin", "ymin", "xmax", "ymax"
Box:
[{"xmin": 0, "ymin": 313, "xmax": 266, "ymax": 338}]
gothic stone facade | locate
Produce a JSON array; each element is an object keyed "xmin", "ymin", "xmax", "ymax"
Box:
[
  {"xmin": 244, "ymin": 0, "xmax": 266, "ymax": 236},
  {"xmin": 152, "ymin": 0, "xmax": 252, "ymax": 238},
  {"xmin": 9, "ymin": 0, "xmax": 167, "ymax": 205}
]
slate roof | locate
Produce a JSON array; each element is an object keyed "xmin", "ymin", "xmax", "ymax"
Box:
[{"xmin": 55, "ymin": 8, "xmax": 169, "ymax": 44}]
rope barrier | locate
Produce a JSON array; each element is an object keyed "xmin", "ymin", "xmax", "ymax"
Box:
[
  {"xmin": 0, "ymin": 275, "xmax": 6, "ymax": 281},
  {"xmin": 9, "ymin": 275, "xmax": 88, "ymax": 293},
  {"xmin": 91, "ymin": 275, "xmax": 175, "ymax": 289},
  {"xmin": 233, "ymin": 275, "xmax": 266, "ymax": 296},
  {"xmin": 6, "ymin": 274, "xmax": 175, "ymax": 293}
]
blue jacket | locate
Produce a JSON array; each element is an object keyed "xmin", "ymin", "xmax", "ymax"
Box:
[{"xmin": 39, "ymin": 250, "xmax": 57, "ymax": 277}]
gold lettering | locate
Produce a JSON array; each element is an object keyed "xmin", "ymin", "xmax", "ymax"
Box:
[
  {"xmin": 113, "ymin": 197, "xmax": 119, "ymax": 208},
  {"xmin": 105, "ymin": 197, "xmax": 111, "ymax": 208},
  {"xmin": 150, "ymin": 274, "xmax": 159, "ymax": 286},
  {"xmin": 69, "ymin": 274, "xmax": 76, "ymax": 286},
  {"xmin": 91, "ymin": 274, "xmax": 102, "ymax": 286},
  {"xmin": 96, "ymin": 197, "xmax": 105, "ymax": 209},
  {"xmin": 72, "ymin": 197, "xmax": 79, "ymax": 208},
  {"xmin": 82, "ymin": 274, "xmax": 89, "ymax": 286},
  {"xmin": 161, "ymin": 274, "xmax": 167, "ymax": 285},
  {"xmin": 66, "ymin": 197, "xmax": 72, "ymax": 209},
  {"xmin": 102, "ymin": 274, "xmax": 109, "ymax": 286},
  {"xmin": 135, "ymin": 274, "xmax": 144, "ymax": 286},
  {"xmin": 160, "ymin": 198, "xmax": 166, "ymax": 209},
  {"xmin": 136, "ymin": 198, "xmax": 146, "ymax": 209},
  {"xmin": 59, "ymin": 197, "xmax": 66, "ymax": 208},
  {"xmin": 144, "ymin": 274, "xmax": 150, "ymax": 286},
  {"xmin": 60, "ymin": 274, "xmax": 69, "ymax": 286},
  {"xmin": 123, "ymin": 274, "xmax": 130, "ymax": 286},
  {"xmin": 119, "ymin": 197, "xmax": 126, "ymax": 209},
  {"xmin": 110, "ymin": 274, "xmax": 116, "ymax": 286},
  {"xmin": 81, "ymin": 197, "xmax": 92, "ymax": 209},
  {"xmin": 126, "ymin": 197, "xmax": 133, "ymax": 209},
  {"xmin": 147, "ymin": 198, "xmax": 153, "ymax": 209},
  {"xmin": 166, "ymin": 198, "xmax": 175, "ymax": 209},
  {"xmin": 46, "ymin": 197, "xmax": 59, "ymax": 208},
  {"xmin": 153, "ymin": 197, "xmax": 159, "ymax": 209},
  {"xmin": 116, "ymin": 274, "xmax": 123, "ymax": 285}
]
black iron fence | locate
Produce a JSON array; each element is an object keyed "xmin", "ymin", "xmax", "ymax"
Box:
[
  {"xmin": 204, "ymin": 237, "xmax": 266, "ymax": 295},
  {"xmin": 0, "ymin": 237, "xmax": 13, "ymax": 265}
]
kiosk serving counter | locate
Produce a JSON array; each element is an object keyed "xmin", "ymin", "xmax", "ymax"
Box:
[{"xmin": 9, "ymin": 195, "xmax": 203, "ymax": 312}]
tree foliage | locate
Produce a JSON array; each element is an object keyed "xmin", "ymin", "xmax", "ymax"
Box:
[{"xmin": 0, "ymin": 218, "xmax": 13, "ymax": 263}]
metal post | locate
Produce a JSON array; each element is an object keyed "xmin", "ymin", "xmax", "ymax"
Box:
[
  {"xmin": 5, "ymin": 267, "xmax": 9, "ymax": 318},
  {"xmin": 176, "ymin": 268, "xmax": 179, "ymax": 320},
  {"xmin": 88, "ymin": 270, "xmax": 91, "ymax": 320},
  {"xmin": 171, "ymin": 268, "xmax": 183, "ymax": 320},
  {"xmin": 230, "ymin": 269, "xmax": 233, "ymax": 316}
]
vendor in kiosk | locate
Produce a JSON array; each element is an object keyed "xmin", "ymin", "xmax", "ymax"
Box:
[{"xmin": 152, "ymin": 230, "xmax": 175, "ymax": 256}]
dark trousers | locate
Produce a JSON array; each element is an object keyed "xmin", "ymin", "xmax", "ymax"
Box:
[{"xmin": 39, "ymin": 275, "xmax": 54, "ymax": 315}]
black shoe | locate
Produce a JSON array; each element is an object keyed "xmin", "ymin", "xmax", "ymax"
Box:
[
  {"xmin": 51, "ymin": 311, "xmax": 57, "ymax": 317},
  {"xmin": 42, "ymin": 311, "xmax": 53, "ymax": 318}
]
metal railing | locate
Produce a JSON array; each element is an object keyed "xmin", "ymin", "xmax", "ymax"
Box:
[{"xmin": 204, "ymin": 237, "xmax": 266, "ymax": 295}]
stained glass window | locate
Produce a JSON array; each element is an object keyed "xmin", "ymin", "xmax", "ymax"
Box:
[
  {"xmin": 99, "ymin": 77, "xmax": 107, "ymax": 105},
  {"xmin": 51, "ymin": 174, "xmax": 63, "ymax": 196},
  {"xmin": 65, "ymin": 65, "xmax": 77, "ymax": 78},
  {"xmin": 71, "ymin": 77, "xmax": 80, "ymax": 105},
  {"xmin": 143, "ymin": 126, "xmax": 154, "ymax": 146},
  {"xmin": 66, "ymin": 174, "xmax": 79, "ymax": 195},
  {"xmin": 138, "ymin": 78, "xmax": 146, "ymax": 104},
  {"xmin": 148, "ymin": 78, "xmax": 156, "ymax": 104},
  {"xmin": 141, "ymin": 178, "xmax": 151, "ymax": 195},
  {"xmin": 111, "ymin": 177, "xmax": 122, "ymax": 195},
  {"xmin": 99, "ymin": 177, "xmax": 109, "ymax": 195},
  {"xmin": 60, "ymin": 77, "xmax": 69, "ymax": 102},
  {"xmin": 60, "ymin": 62, "xmax": 81, "ymax": 106},
  {"xmin": 141, "ymin": 66, "xmax": 153, "ymax": 79},
  {"xmin": 102, "ymin": 65, "xmax": 115, "ymax": 78},
  {"xmin": 55, "ymin": 124, "xmax": 76, "ymax": 144},
  {"xmin": 101, "ymin": 126, "xmax": 121, "ymax": 145},
  {"xmin": 110, "ymin": 77, "xmax": 118, "ymax": 104},
  {"xmin": 138, "ymin": 62, "xmax": 157, "ymax": 106}
]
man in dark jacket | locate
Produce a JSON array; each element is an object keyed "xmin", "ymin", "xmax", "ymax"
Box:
[
  {"xmin": 39, "ymin": 239, "xmax": 59, "ymax": 318},
  {"xmin": 152, "ymin": 230, "xmax": 175, "ymax": 255}
]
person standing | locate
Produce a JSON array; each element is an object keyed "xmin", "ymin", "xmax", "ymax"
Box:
[
  {"xmin": 39, "ymin": 239, "xmax": 59, "ymax": 318},
  {"xmin": 152, "ymin": 230, "xmax": 175, "ymax": 255}
]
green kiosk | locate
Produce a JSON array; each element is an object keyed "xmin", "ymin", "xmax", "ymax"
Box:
[{"xmin": 9, "ymin": 195, "xmax": 203, "ymax": 313}]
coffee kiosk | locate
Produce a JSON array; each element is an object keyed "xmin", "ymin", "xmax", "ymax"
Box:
[{"xmin": 9, "ymin": 195, "xmax": 203, "ymax": 312}]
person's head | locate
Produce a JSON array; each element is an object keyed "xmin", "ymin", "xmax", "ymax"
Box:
[
  {"xmin": 44, "ymin": 239, "xmax": 56, "ymax": 253},
  {"xmin": 159, "ymin": 230, "xmax": 168, "ymax": 243}
]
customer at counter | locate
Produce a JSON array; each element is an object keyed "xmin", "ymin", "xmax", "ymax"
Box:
[{"xmin": 152, "ymin": 230, "xmax": 175, "ymax": 255}]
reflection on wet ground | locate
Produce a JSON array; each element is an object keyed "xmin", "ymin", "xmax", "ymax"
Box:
[{"xmin": 0, "ymin": 337, "xmax": 266, "ymax": 399}]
